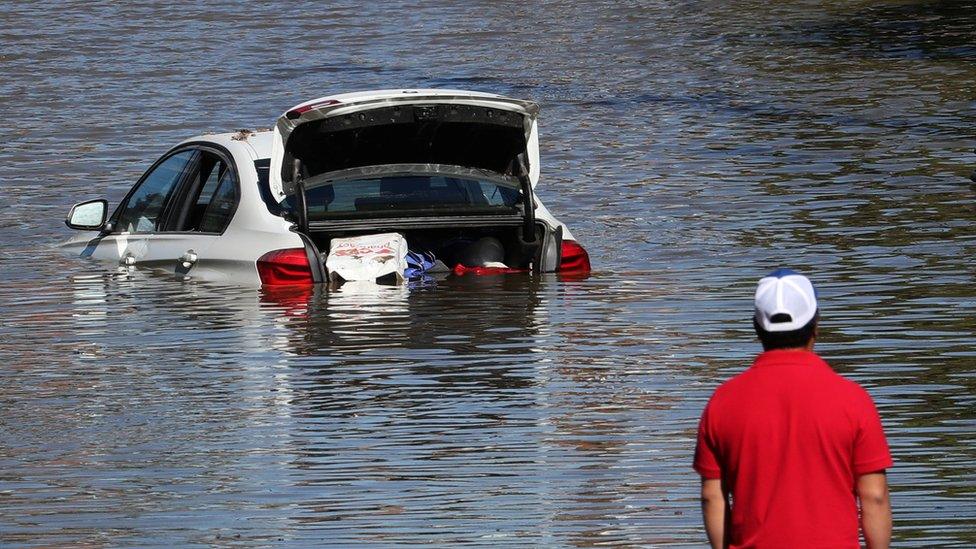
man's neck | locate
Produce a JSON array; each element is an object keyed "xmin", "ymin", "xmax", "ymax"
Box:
[{"xmin": 762, "ymin": 342, "xmax": 816, "ymax": 353}]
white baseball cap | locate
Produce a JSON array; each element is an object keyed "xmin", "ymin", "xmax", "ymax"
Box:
[{"xmin": 754, "ymin": 268, "xmax": 818, "ymax": 332}]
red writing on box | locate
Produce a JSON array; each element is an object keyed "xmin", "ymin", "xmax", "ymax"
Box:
[{"xmin": 332, "ymin": 246, "xmax": 395, "ymax": 256}]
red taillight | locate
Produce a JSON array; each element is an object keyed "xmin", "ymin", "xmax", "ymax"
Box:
[
  {"xmin": 560, "ymin": 240, "xmax": 591, "ymax": 274},
  {"xmin": 257, "ymin": 248, "xmax": 313, "ymax": 286}
]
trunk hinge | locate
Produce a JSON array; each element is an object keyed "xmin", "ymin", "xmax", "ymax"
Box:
[
  {"xmin": 291, "ymin": 159, "xmax": 325, "ymax": 283},
  {"xmin": 297, "ymin": 232, "xmax": 325, "ymax": 284},
  {"xmin": 515, "ymin": 154, "xmax": 543, "ymax": 273},
  {"xmin": 516, "ymin": 154, "xmax": 537, "ymax": 244},
  {"xmin": 293, "ymin": 159, "xmax": 310, "ymax": 235}
]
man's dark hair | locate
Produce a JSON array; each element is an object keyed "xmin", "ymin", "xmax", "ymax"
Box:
[{"xmin": 754, "ymin": 312, "xmax": 819, "ymax": 351}]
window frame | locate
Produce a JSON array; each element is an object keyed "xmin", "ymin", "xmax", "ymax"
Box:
[
  {"xmin": 190, "ymin": 160, "xmax": 237, "ymax": 233},
  {"xmin": 160, "ymin": 143, "xmax": 241, "ymax": 235},
  {"xmin": 110, "ymin": 149, "xmax": 200, "ymax": 234},
  {"xmin": 110, "ymin": 142, "xmax": 241, "ymax": 236}
]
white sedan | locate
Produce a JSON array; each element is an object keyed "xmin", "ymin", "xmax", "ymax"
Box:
[{"xmin": 62, "ymin": 89, "xmax": 591, "ymax": 286}]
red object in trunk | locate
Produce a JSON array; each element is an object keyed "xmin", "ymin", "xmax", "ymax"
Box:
[
  {"xmin": 453, "ymin": 264, "xmax": 528, "ymax": 276},
  {"xmin": 257, "ymin": 248, "xmax": 313, "ymax": 285},
  {"xmin": 559, "ymin": 240, "xmax": 591, "ymax": 274}
]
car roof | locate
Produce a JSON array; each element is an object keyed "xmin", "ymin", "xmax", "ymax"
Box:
[{"xmin": 175, "ymin": 129, "xmax": 274, "ymax": 160}]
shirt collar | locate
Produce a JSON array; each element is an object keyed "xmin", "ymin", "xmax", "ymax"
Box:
[{"xmin": 752, "ymin": 349, "xmax": 828, "ymax": 369}]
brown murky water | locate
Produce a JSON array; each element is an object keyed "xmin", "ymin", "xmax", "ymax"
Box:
[{"xmin": 1, "ymin": 1, "xmax": 974, "ymax": 546}]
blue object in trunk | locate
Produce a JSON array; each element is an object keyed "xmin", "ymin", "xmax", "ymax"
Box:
[{"xmin": 405, "ymin": 251, "xmax": 437, "ymax": 279}]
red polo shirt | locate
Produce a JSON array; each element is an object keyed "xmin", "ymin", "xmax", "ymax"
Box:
[{"xmin": 694, "ymin": 350, "xmax": 892, "ymax": 548}]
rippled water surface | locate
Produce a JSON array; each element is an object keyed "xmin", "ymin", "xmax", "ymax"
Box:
[{"xmin": 2, "ymin": 1, "xmax": 975, "ymax": 546}]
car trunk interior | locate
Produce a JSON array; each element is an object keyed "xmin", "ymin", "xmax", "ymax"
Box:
[
  {"xmin": 306, "ymin": 222, "xmax": 549, "ymax": 272},
  {"xmin": 282, "ymin": 103, "xmax": 551, "ymax": 274}
]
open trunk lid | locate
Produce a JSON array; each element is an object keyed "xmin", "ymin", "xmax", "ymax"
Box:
[{"xmin": 268, "ymin": 89, "xmax": 540, "ymax": 201}]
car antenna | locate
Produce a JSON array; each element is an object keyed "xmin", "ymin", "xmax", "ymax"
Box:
[{"xmin": 293, "ymin": 158, "xmax": 309, "ymax": 234}]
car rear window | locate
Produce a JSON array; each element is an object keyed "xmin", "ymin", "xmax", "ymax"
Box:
[
  {"xmin": 255, "ymin": 160, "xmax": 521, "ymax": 220},
  {"xmin": 300, "ymin": 174, "xmax": 519, "ymax": 220}
]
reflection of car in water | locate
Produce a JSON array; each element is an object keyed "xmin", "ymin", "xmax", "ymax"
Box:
[
  {"xmin": 263, "ymin": 274, "xmax": 549, "ymax": 354},
  {"xmin": 61, "ymin": 89, "xmax": 591, "ymax": 287}
]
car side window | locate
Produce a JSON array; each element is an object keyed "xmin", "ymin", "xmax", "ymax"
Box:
[
  {"xmin": 196, "ymin": 169, "xmax": 238, "ymax": 233},
  {"xmin": 179, "ymin": 152, "xmax": 239, "ymax": 233},
  {"xmin": 116, "ymin": 150, "xmax": 197, "ymax": 233}
]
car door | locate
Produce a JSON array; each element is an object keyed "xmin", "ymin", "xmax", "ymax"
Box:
[
  {"xmin": 149, "ymin": 145, "xmax": 241, "ymax": 279},
  {"xmin": 88, "ymin": 149, "xmax": 200, "ymax": 267}
]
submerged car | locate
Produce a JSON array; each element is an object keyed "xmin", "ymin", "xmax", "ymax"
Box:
[{"xmin": 62, "ymin": 89, "xmax": 591, "ymax": 286}]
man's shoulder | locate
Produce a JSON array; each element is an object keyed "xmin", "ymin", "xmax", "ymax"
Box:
[
  {"xmin": 707, "ymin": 352, "xmax": 875, "ymax": 403},
  {"xmin": 814, "ymin": 355, "xmax": 877, "ymax": 399},
  {"xmin": 830, "ymin": 371, "xmax": 878, "ymax": 404},
  {"xmin": 707, "ymin": 368, "xmax": 754, "ymax": 405}
]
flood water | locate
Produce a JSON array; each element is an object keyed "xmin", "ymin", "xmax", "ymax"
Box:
[{"xmin": 2, "ymin": 1, "xmax": 975, "ymax": 546}]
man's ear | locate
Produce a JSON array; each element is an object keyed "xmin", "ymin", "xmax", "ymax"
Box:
[{"xmin": 807, "ymin": 321, "xmax": 819, "ymax": 350}]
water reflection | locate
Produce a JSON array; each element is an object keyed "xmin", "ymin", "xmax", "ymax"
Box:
[
  {"xmin": 252, "ymin": 276, "xmax": 697, "ymax": 546},
  {"xmin": 794, "ymin": 0, "xmax": 976, "ymax": 61}
]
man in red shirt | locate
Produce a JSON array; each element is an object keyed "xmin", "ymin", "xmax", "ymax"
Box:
[{"xmin": 694, "ymin": 269, "xmax": 893, "ymax": 548}]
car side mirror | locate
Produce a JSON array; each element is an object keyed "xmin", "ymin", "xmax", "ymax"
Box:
[{"xmin": 66, "ymin": 199, "xmax": 108, "ymax": 231}]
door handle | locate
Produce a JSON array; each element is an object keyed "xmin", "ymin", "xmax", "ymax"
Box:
[{"xmin": 180, "ymin": 250, "xmax": 198, "ymax": 268}]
